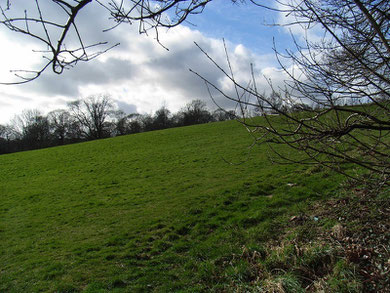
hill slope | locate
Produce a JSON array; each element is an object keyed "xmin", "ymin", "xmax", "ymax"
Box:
[{"xmin": 0, "ymin": 120, "xmax": 343, "ymax": 292}]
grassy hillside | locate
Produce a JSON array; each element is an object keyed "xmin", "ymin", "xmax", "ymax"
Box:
[{"xmin": 0, "ymin": 120, "xmax": 345, "ymax": 292}]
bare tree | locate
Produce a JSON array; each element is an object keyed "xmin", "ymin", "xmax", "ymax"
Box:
[
  {"xmin": 48, "ymin": 109, "xmax": 80, "ymax": 144},
  {"xmin": 0, "ymin": 124, "xmax": 19, "ymax": 154},
  {"xmin": 113, "ymin": 110, "xmax": 129, "ymax": 136},
  {"xmin": 213, "ymin": 109, "xmax": 236, "ymax": 122},
  {"xmin": 190, "ymin": 0, "xmax": 390, "ymax": 186},
  {"xmin": 0, "ymin": 0, "xmax": 216, "ymax": 83},
  {"xmin": 1, "ymin": 0, "xmax": 389, "ymax": 185},
  {"xmin": 114, "ymin": 111, "xmax": 144, "ymax": 135},
  {"xmin": 11, "ymin": 109, "xmax": 51, "ymax": 149},
  {"xmin": 68, "ymin": 95, "xmax": 114, "ymax": 139},
  {"xmin": 0, "ymin": 124, "xmax": 15, "ymax": 141},
  {"xmin": 0, "ymin": 1, "xmax": 114, "ymax": 83}
]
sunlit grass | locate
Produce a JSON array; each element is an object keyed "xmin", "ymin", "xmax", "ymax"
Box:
[{"xmin": 0, "ymin": 120, "xmax": 345, "ymax": 292}]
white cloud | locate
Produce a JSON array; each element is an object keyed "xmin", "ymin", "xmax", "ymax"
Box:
[{"xmin": 0, "ymin": 2, "xmax": 286, "ymax": 124}]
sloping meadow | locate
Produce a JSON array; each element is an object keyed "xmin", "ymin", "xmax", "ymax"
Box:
[{"xmin": 0, "ymin": 120, "xmax": 344, "ymax": 292}]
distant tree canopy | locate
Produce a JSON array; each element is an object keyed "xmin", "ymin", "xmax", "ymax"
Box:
[
  {"xmin": 68, "ymin": 95, "xmax": 114, "ymax": 140},
  {"xmin": 0, "ymin": 96, "xmax": 235, "ymax": 154},
  {"xmin": 178, "ymin": 99, "xmax": 215, "ymax": 126},
  {"xmin": 153, "ymin": 106, "xmax": 173, "ymax": 130}
]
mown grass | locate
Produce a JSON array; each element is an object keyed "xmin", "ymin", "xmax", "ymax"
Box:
[{"xmin": 0, "ymin": 120, "xmax": 347, "ymax": 292}]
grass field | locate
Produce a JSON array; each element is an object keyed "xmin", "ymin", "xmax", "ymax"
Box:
[{"xmin": 0, "ymin": 120, "xmax": 347, "ymax": 292}]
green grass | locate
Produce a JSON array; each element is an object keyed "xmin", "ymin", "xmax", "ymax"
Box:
[{"xmin": 0, "ymin": 120, "xmax": 345, "ymax": 292}]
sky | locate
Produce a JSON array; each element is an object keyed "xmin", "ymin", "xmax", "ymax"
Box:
[{"xmin": 0, "ymin": 0, "xmax": 298, "ymax": 124}]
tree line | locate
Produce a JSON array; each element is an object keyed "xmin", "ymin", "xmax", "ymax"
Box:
[
  {"xmin": 1, "ymin": 0, "xmax": 388, "ymax": 187},
  {"xmin": 0, "ymin": 95, "xmax": 235, "ymax": 155}
]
